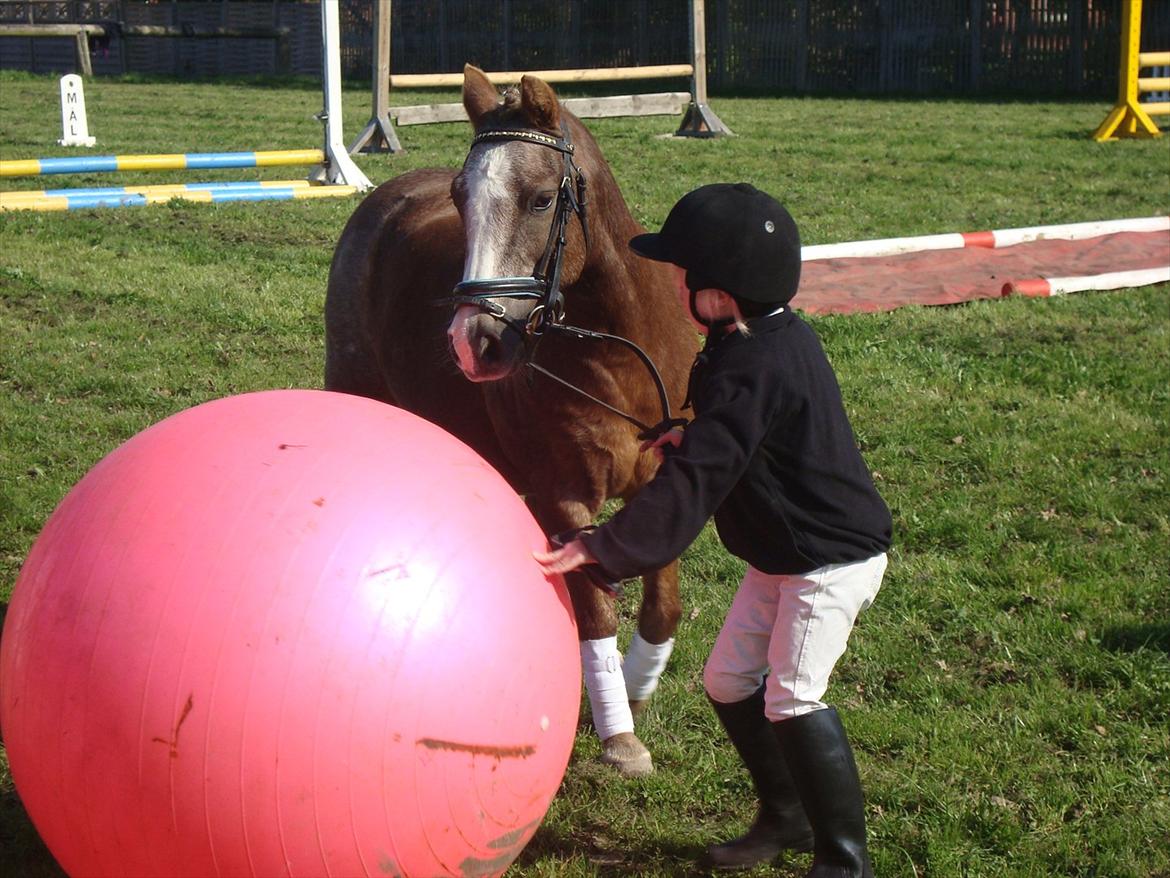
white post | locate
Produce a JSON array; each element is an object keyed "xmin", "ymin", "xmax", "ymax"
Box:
[
  {"xmin": 316, "ymin": 0, "xmax": 372, "ymax": 189},
  {"xmin": 57, "ymin": 74, "xmax": 96, "ymax": 147}
]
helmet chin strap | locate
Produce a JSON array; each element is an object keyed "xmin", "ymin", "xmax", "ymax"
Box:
[
  {"xmin": 688, "ymin": 285, "xmax": 735, "ymax": 333},
  {"xmin": 681, "ymin": 284, "xmax": 734, "ymax": 413}
]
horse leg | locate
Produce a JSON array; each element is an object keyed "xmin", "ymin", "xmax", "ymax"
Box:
[
  {"xmin": 625, "ymin": 559, "xmax": 682, "ymax": 721},
  {"xmin": 563, "ymin": 571, "xmax": 656, "ymax": 777},
  {"xmin": 531, "ymin": 500, "xmax": 654, "ymax": 777}
]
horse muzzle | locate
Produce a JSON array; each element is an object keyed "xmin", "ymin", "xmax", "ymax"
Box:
[{"xmin": 445, "ymin": 277, "xmax": 546, "ymax": 382}]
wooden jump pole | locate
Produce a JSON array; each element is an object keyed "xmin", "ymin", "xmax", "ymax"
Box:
[
  {"xmin": 1093, "ymin": 0, "xmax": 1165, "ymax": 140},
  {"xmin": 352, "ymin": 0, "xmax": 730, "ymax": 143},
  {"xmin": 388, "ymin": 64, "xmax": 695, "ymax": 88},
  {"xmin": 390, "ymin": 92, "xmax": 695, "ymax": 128}
]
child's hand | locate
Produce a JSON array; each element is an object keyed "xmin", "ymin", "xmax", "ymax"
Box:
[
  {"xmin": 534, "ymin": 539, "xmax": 596, "ymax": 575},
  {"xmin": 639, "ymin": 427, "xmax": 684, "ymax": 461}
]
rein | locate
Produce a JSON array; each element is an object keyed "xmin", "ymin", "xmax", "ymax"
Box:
[
  {"xmin": 528, "ymin": 325, "xmax": 687, "ymax": 441},
  {"xmin": 437, "ymin": 121, "xmax": 686, "ymax": 442}
]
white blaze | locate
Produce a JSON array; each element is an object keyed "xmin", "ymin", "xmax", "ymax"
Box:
[
  {"xmin": 461, "ymin": 145, "xmax": 514, "ymax": 280},
  {"xmin": 449, "ymin": 144, "xmax": 522, "ymax": 374}
]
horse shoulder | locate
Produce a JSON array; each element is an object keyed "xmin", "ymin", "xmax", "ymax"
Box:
[
  {"xmin": 330, "ymin": 168, "xmax": 459, "ymax": 281},
  {"xmin": 351, "ymin": 169, "xmax": 464, "ymax": 324},
  {"xmin": 327, "ymin": 169, "xmax": 459, "ymax": 378}
]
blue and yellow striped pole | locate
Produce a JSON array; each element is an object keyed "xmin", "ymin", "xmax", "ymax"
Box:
[
  {"xmin": 0, "ymin": 148, "xmax": 327, "ymax": 178},
  {"xmin": 0, "ymin": 179, "xmax": 356, "ymax": 212}
]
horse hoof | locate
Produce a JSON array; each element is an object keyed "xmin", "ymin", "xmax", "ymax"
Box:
[
  {"xmin": 600, "ymin": 732, "xmax": 654, "ymax": 777},
  {"xmin": 629, "ymin": 699, "xmax": 648, "ymax": 721}
]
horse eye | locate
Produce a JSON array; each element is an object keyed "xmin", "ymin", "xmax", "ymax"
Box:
[{"xmin": 531, "ymin": 192, "xmax": 555, "ymax": 212}]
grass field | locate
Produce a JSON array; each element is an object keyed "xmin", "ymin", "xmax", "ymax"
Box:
[{"xmin": 1, "ymin": 70, "xmax": 1168, "ymax": 877}]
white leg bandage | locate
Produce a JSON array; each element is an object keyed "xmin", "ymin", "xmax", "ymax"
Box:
[
  {"xmin": 623, "ymin": 632, "xmax": 674, "ymax": 702},
  {"xmin": 581, "ymin": 637, "xmax": 634, "ymax": 741}
]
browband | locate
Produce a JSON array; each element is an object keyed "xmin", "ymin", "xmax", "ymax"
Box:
[{"xmin": 471, "ymin": 128, "xmax": 575, "ymax": 155}]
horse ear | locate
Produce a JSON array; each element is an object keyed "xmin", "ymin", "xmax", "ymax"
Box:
[
  {"xmin": 520, "ymin": 75, "xmax": 561, "ymax": 133},
  {"xmin": 463, "ymin": 64, "xmax": 499, "ymax": 128}
]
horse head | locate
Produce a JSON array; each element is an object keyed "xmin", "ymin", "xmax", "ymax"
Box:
[{"xmin": 447, "ymin": 65, "xmax": 590, "ymax": 382}]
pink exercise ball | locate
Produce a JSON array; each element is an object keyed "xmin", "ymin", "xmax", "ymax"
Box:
[{"xmin": 1, "ymin": 390, "xmax": 580, "ymax": 878}]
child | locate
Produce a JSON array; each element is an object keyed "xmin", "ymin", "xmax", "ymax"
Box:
[{"xmin": 535, "ymin": 183, "xmax": 891, "ymax": 877}]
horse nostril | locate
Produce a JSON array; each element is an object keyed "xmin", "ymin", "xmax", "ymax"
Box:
[{"xmin": 477, "ymin": 333, "xmax": 501, "ymax": 365}]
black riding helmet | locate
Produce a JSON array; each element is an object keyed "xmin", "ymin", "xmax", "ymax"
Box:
[{"xmin": 629, "ymin": 183, "xmax": 802, "ymax": 316}]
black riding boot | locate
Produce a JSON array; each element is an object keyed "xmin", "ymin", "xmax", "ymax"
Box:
[
  {"xmin": 773, "ymin": 707, "xmax": 873, "ymax": 878},
  {"xmin": 705, "ymin": 686, "xmax": 814, "ymax": 870}
]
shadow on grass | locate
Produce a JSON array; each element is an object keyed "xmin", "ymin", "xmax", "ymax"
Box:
[
  {"xmin": 515, "ymin": 822, "xmax": 772, "ymax": 877},
  {"xmin": 517, "ymin": 828, "xmax": 706, "ymax": 875},
  {"xmin": 0, "ymin": 599, "xmax": 61, "ymax": 878},
  {"xmin": 1101, "ymin": 622, "xmax": 1170, "ymax": 654},
  {"xmin": 0, "ymin": 784, "xmax": 64, "ymax": 878}
]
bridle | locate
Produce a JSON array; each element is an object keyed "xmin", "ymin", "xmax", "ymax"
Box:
[
  {"xmin": 437, "ymin": 121, "xmax": 687, "ymax": 442},
  {"xmin": 442, "ymin": 123, "xmax": 588, "ymax": 338}
]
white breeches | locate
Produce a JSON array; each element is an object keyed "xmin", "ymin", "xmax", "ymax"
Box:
[{"xmin": 703, "ymin": 554, "xmax": 887, "ymax": 721}]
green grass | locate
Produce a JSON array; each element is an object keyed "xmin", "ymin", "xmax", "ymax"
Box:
[{"xmin": 2, "ymin": 71, "xmax": 1169, "ymax": 876}]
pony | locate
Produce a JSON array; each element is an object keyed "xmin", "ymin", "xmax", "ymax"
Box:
[{"xmin": 325, "ymin": 64, "xmax": 699, "ymax": 776}]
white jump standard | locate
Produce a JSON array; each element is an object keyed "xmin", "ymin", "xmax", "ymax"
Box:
[{"xmin": 0, "ymin": 1, "xmax": 369, "ymax": 212}]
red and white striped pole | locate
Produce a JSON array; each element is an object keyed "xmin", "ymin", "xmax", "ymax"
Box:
[
  {"xmin": 1003, "ymin": 266, "xmax": 1170, "ymax": 298},
  {"xmin": 802, "ymin": 216, "xmax": 1169, "ymax": 261}
]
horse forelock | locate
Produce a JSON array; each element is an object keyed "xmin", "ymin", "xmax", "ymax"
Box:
[{"xmin": 474, "ymin": 91, "xmax": 557, "ymax": 138}]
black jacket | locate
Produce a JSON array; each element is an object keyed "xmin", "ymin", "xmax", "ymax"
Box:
[{"xmin": 584, "ymin": 308, "xmax": 891, "ymax": 579}]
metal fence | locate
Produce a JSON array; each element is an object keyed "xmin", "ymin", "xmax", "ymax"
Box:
[
  {"xmin": 704, "ymin": 0, "xmax": 1167, "ymax": 96},
  {"xmin": 2, "ymin": 0, "xmax": 1168, "ymax": 98},
  {"xmin": 0, "ymin": 0, "xmax": 322, "ymax": 77}
]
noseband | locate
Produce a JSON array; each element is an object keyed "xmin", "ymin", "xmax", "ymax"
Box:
[
  {"xmin": 439, "ymin": 121, "xmax": 686, "ymax": 442},
  {"xmin": 442, "ymin": 123, "xmax": 588, "ymax": 337}
]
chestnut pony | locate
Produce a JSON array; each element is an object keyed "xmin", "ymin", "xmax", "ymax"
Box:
[{"xmin": 325, "ymin": 65, "xmax": 698, "ymax": 775}]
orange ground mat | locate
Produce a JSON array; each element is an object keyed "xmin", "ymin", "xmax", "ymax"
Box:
[{"xmin": 795, "ymin": 229, "xmax": 1170, "ymax": 315}]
